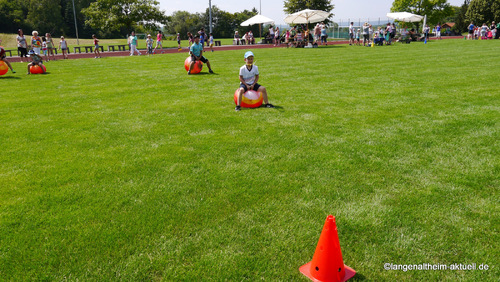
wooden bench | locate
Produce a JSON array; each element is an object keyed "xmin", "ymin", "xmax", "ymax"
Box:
[
  {"xmin": 84, "ymin": 46, "xmax": 104, "ymax": 53},
  {"xmin": 107, "ymin": 45, "xmax": 128, "ymax": 52},
  {"xmin": 214, "ymin": 40, "xmax": 221, "ymax": 46},
  {"xmin": 4, "ymin": 50, "xmax": 14, "ymax": 57},
  {"xmin": 73, "ymin": 46, "xmax": 82, "ymax": 53}
]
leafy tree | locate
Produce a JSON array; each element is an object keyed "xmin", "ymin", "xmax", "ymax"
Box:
[
  {"xmin": 391, "ymin": 0, "xmax": 454, "ymax": 31},
  {"xmin": 283, "ymin": 0, "xmax": 335, "ymax": 24},
  {"xmin": 452, "ymin": 0, "xmax": 470, "ymax": 33},
  {"xmin": 0, "ymin": 0, "xmax": 29, "ymax": 33},
  {"xmin": 202, "ymin": 5, "xmax": 240, "ymax": 38},
  {"xmin": 166, "ymin": 11, "xmax": 204, "ymax": 39},
  {"xmin": 233, "ymin": 9, "xmax": 259, "ymax": 37},
  {"xmin": 83, "ymin": 0, "xmax": 168, "ymax": 35},
  {"xmin": 466, "ymin": 0, "xmax": 500, "ymax": 25}
]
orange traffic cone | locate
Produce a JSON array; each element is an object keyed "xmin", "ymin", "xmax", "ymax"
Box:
[{"xmin": 299, "ymin": 215, "xmax": 356, "ymax": 282}]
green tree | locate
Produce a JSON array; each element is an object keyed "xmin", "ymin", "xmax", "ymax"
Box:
[
  {"xmin": 83, "ymin": 0, "xmax": 168, "ymax": 35},
  {"xmin": 0, "ymin": 0, "xmax": 29, "ymax": 33},
  {"xmin": 283, "ymin": 0, "xmax": 335, "ymax": 24},
  {"xmin": 233, "ymin": 9, "xmax": 259, "ymax": 37},
  {"xmin": 452, "ymin": 0, "xmax": 470, "ymax": 33},
  {"xmin": 391, "ymin": 0, "xmax": 454, "ymax": 30},
  {"xmin": 166, "ymin": 11, "xmax": 204, "ymax": 39},
  {"xmin": 466, "ymin": 0, "xmax": 500, "ymax": 25}
]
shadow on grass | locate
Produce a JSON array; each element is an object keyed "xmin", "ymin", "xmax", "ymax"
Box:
[
  {"xmin": 188, "ymin": 72, "xmax": 219, "ymax": 76},
  {"xmin": 352, "ymin": 272, "xmax": 367, "ymax": 280},
  {"xmin": 0, "ymin": 76, "xmax": 21, "ymax": 79},
  {"xmin": 239, "ymin": 105, "xmax": 284, "ymax": 111}
]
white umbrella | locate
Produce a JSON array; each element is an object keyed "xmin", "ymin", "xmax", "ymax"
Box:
[
  {"xmin": 284, "ymin": 9, "xmax": 330, "ymax": 24},
  {"xmin": 240, "ymin": 14, "xmax": 275, "ymax": 26},
  {"xmin": 386, "ymin": 12, "xmax": 424, "ymax": 23}
]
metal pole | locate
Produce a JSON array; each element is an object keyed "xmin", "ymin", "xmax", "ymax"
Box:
[
  {"xmin": 72, "ymin": 0, "xmax": 79, "ymax": 45},
  {"xmin": 209, "ymin": 0, "xmax": 212, "ymax": 34}
]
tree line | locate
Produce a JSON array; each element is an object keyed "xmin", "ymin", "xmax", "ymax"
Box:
[
  {"xmin": 391, "ymin": 0, "xmax": 499, "ymax": 32},
  {"xmin": 0, "ymin": 0, "xmax": 260, "ymax": 39}
]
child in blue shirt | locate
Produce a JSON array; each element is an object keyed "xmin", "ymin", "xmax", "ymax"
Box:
[{"xmin": 188, "ymin": 35, "xmax": 213, "ymax": 74}]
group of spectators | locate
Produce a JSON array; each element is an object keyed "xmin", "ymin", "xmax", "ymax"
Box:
[
  {"xmin": 467, "ymin": 21, "xmax": 498, "ymax": 40},
  {"xmin": 261, "ymin": 23, "xmax": 328, "ymax": 48},
  {"xmin": 233, "ymin": 30, "xmax": 255, "ymax": 45},
  {"xmin": 16, "ymin": 29, "xmax": 69, "ymax": 62},
  {"xmin": 349, "ymin": 22, "xmax": 398, "ymax": 46}
]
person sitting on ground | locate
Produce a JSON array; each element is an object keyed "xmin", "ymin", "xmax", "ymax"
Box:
[
  {"xmin": 27, "ymin": 50, "xmax": 45, "ymax": 74},
  {"xmin": 0, "ymin": 40, "xmax": 16, "ymax": 73},
  {"xmin": 188, "ymin": 35, "xmax": 213, "ymax": 75},
  {"xmin": 235, "ymin": 51, "xmax": 274, "ymax": 111}
]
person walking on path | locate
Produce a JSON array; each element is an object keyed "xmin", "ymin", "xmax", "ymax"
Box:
[
  {"xmin": 45, "ymin": 33, "xmax": 56, "ymax": 61},
  {"xmin": 16, "ymin": 29, "xmax": 28, "ymax": 63},
  {"xmin": 128, "ymin": 31, "xmax": 141, "ymax": 56},
  {"xmin": 31, "ymin": 31, "xmax": 42, "ymax": 55},
  {"xmin": 58, "ymin": 36, "xmax": 69, "ymax": 59}
]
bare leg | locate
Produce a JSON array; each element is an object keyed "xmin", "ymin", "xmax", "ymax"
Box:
[
  {"xmin": 257, "ymin": 86, "xmax": 269, "ymax": 104},
  {"xmin": 237, "ymin": 88, "xmax": 245, "ymax": 106},
  {"xmin": 3, "ymin": 59, "xmax": 14, "ymax": 72}
]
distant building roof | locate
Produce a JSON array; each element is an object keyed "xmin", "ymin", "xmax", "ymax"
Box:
[{"xmin": 442, "ymin": 22, "xmax": 455, "ymax": 28}]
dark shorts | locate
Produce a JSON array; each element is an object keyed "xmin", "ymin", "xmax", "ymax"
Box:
[
  {"xmin": 18, "ymin": 47, "xmax": 28, "ymax": 57},
  {"xmin": 469, "ymin": 30, "xmax": 473, "ymax": 34},
  {"xmin": 191, "ymin": 55, "xmax": 208, "ymax": 63},
  {"xmin": 363, "ymin": 34, "xmax": 369, "ymax": 41},
  {"xmin": 239, "ymin": 83, "xmax": 262, "ymax": 92}
]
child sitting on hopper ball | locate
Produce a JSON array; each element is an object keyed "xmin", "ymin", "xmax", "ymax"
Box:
[
  {"xmin": 0, "ymin": 41, "xmax": 16, "ymax": 73},
  {"xmin": 235, "ymin": 51, "xmax": 274, "ymax": 111},
  {"xmin": 188, "ymin": 35, "xmax": 213, "ymax": 74},
  {"xmin": 27, "ymin": 50, "xmax": 46, "ymax": 74}
]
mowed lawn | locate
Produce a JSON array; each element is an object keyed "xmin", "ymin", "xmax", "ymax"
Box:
[{"xmin": 0, "ymin": 40, "xmax": 498, "ymax": 280}]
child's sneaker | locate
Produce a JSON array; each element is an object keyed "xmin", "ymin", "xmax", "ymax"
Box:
[
  {"xmin": 12, "ymin": 70, "xmax": 16, "ymax": 73},
  {"xmin": 209, "ymin": 70, "xmax": 214, "ymax": 74},
  {"xmin": 265, "ymin": 103, "xmax": 275, "ymax": 108},
  {"xmin": 235, "ymin": 106, "xmax": 241, "ymax": 111},
  {"xmin": 187, "ymin": 71, "xmax": 191, "ymax": 75}
]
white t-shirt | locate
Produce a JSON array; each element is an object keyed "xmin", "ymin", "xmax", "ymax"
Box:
[
  {"xmin": 269, "ymin": 28, "xmax": 274, "ymax": 36},
  {"xmin": 349, "ymin": 25, "xmax": 354, "ymax": 34},
  {"xmin": 239, "ymin": 65, "xmax": 259, "ymax": 85}
]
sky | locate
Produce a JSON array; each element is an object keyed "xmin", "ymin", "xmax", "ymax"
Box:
[{"xmin": 159, "ymin": 0, "xmax": 465, "ymax": 25}]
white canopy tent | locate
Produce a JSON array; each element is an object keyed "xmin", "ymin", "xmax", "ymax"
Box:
[
  {"xmin": 284, "ymin": 9, "xmax": 330, "ymax": 24},
  {"xmin": 240, "ymin": 14, "xmax": 275, "ymax": 26},
  {"xmin": 240, "ymin": 14, "xmax": 275, "ymax": 41},
  {"xmin": 386, "ymin": 12, "xmax": 424, "ymax": 23}
]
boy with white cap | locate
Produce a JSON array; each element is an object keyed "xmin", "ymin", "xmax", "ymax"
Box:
[{"xmin": 235, "ymin": 51, "xmax": 274, "ymax": 111}]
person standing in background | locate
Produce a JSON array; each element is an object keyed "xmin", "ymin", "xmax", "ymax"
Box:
[{"xmin": 16, "ymin": 29, "xmax": 28, "ymax": 63}]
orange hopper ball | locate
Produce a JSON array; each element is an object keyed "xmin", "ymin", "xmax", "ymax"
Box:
[
  {"xmin": 234, "ymin": 89, "xmax": 263, "ymax": 108},
  {"xmin": 184, "ymin": 57, "xmax": 203, "ymax": 74},
  {"xmin": 30, "ymin": 65, "xmax": 46, "ymax": 74},
  {"xmin": 0, "ymin": 61, "xmax": 8, "ymax": 75}
]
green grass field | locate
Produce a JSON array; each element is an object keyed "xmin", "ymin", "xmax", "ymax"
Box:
[{"xmin": 0, "ymin": 40, "xmax": 498, "ymax": 280}]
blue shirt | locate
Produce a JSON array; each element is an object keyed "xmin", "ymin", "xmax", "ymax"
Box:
[{"xmin": 190, "ymin": 42, "xmax": 203, "ymax": 57}]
